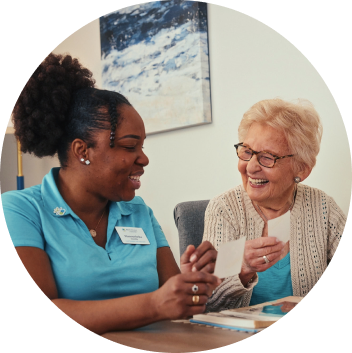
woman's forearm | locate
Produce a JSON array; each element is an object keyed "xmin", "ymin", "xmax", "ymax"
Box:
[
  {"xmin": 53, "ymin": 270, "xmax": 220, "ymax": 334},
  {"xmin": 53, "ymin": 291, "xmax": 161, "ymax": 335},
  {"xmin": 18, "ymin": 247, "xmax": 219, "ymax": 335},
  {"xmin": 239, "ymin": 271, "xmax": 256, "ymax": 287},
  {"xmin": 205, "ymin": 274, "xmax": 258, "ymax": 312}
]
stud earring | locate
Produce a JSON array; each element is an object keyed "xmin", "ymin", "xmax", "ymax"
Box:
[
  {"xmin": 80, "ymin": 158, "xmax": 90, "ymax": 165},
  {"xmin": 294, "ymin": 177, "xmax": 301, "ymax": 183}
]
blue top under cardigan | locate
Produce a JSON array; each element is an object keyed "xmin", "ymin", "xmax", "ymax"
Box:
[{"xmin": 249, "ymin": 252, "xmax": 293, "ymax": 305}]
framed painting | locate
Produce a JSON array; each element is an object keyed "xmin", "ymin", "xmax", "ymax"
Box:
[{"xmin": 100, "ymin": 0, "xmax": 212, "ymax": 135}]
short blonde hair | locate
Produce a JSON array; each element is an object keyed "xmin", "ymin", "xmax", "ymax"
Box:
[{"xmin": 238, "ymin": 98, "xmax": 323, "ymax": 173}]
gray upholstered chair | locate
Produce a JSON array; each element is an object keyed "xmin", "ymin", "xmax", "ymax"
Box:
[{"xmin": 173, "ymin": 200, "xmax": 210, "ymax": 256}]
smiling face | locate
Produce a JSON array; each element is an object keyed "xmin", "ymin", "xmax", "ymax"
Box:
[
  {"xmin": 86, "ymin": 104, "xmax": 149, "ymax": 202},
  {"xmin": 238, "ymin": 123, "xmax": 298, "ymax": 210}
]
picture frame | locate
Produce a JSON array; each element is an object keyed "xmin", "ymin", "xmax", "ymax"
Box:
[{"xmin": 100, "ymin": 0, "xmax": 212, "ymax": 135}]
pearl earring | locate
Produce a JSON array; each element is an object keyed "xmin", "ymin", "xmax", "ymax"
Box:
[
  {"xmin": 294, "ymin": 177, "xmax": 301, "ymax": 183},
  {"xmin": 80, "ymin": 158, "xmax": 84, "ymax": 162}
]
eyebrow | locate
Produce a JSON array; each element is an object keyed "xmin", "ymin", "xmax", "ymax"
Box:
[{"xmin": 243, "ymin": 143, "xmax": 277, "ymax": 155}]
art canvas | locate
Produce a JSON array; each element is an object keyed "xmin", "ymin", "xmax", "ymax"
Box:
[{"xmin": 100, "ymin": 0, "xmax": 212, "ymax": 134}]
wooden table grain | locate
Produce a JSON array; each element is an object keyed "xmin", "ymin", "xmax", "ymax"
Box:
[{"xmin": 0, "ymin": 321, "xmax": 352, "ymax": 353}]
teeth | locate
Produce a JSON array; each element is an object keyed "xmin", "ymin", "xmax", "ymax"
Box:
[
  {"xmin": 249, "ymin": 177, "xmax": 268, "ymax": 184},
  {"xmin": 129, "ymin": 176, "xmax": 140, "ymax": 181}
]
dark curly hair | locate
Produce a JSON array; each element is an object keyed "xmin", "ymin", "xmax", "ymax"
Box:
[{"xmin": 12, "ymin": 53, "xmax": 131, "ymax": 166}]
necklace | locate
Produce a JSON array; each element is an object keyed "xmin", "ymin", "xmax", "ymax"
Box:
[
  {"xmin": 256, "ymin": 185, "xmax": 297, "ymax": 222},
  {"xmin": 89, "ymin": 208, "xmax": 106, "ymax": 238}
]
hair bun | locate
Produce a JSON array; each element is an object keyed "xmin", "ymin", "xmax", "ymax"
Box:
[{"xmin": 12, "ymin": 53, "xmax": 95, "ymax": 157}]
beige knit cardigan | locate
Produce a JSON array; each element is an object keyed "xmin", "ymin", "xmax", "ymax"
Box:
[{"xmin": 203, "ymin": 184, "xmax": 345, "ymax": 312}]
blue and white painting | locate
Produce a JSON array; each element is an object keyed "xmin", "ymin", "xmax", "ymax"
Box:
[{"xmin": 100, "ymin": 0, "xmax": 212, "ymax": 134}]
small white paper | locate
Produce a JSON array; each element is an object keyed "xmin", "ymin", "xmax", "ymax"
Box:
[
  {"xmin": 115, "ymin": 226, "xmax": 150, "ymax": 245},
  {"xmin": 213, "ymin": 237, "xmax": 246, "ymax": 279},
  {"xmin": 268, "ymin": 211, "xmax": 291, "ymax": 243}
]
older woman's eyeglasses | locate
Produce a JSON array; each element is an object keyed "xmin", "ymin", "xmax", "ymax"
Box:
[{"xmin": 234, "ymin": 143, "xmax": 294, "ymax": 168}]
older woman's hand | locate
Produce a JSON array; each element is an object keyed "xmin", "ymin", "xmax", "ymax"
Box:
[
  {"xmin": 180, "ymin": 241, "xmax": 217, "ymax": 274},
  {"xmin": 239, "ymin": 237, "xmax": 285, "ymax": 285}
]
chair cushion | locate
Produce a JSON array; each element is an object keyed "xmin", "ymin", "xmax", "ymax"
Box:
[{"xmin": 174, "ymin": 200, "xmax": 210, "ymax": 256}]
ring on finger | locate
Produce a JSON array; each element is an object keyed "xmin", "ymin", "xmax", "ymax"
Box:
[
  {"xmin": 192, "ymin": 295, "xmax": 200, "ymax": 305},
  {"xmin": 192, "ymin": 284, "xmax": 199, "ymax": 294},
  {"xmin": 263, "ymin": 255, "xmax": 270, "ymax": 264}
]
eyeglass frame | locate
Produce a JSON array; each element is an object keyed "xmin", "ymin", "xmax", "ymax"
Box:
[{"xmin": 234, "ymin": 142, "xmax": 294, "ymax": 168}]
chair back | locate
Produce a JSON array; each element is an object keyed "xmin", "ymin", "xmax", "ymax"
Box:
[{"xmin": 173, "ymin": 200, "xmax": 210, "ymax": 256}]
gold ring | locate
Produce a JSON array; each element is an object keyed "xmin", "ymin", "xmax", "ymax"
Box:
[{"xmin": 192, "ymin": 295, "xmax": 200, "ymax": 305}]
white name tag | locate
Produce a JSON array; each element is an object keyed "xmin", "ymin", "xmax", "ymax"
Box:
[{"xmin": 115, "ymin": 226, "xmax": 150, "ymax": 245}]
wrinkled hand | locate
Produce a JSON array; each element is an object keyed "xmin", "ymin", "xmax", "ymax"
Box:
[
  {"xmin": 180, "ymin": 241, "xmax": 217, "ymax": 274},
  {"xmin": 151, "ymin": 271, "xmax": 221, "ymax": 320},
  {"xmin": 240, "ymin": 237, "xmax": 285, "ymax": 279}
]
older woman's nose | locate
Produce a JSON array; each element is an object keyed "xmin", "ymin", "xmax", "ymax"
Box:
[{"xmin": 246, "ymin": 154, "xmax": 262, "ymax": 172}]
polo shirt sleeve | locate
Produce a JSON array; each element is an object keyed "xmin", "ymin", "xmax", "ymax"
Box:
[
  {"xmin": 1, "ymin": 191, "xmax": 45, "ymax": 250},
  {"xmin": 147, "ymin": 206, "xmax": 169, "ymax": 249}
]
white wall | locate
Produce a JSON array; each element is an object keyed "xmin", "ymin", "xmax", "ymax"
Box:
[
  {"xmin": 1, "ymin": 4, "xmax": 350, "ymax": 264},
  {"xmin": 0, "ymin": 20, "xmax": 102, "ymax": 192}
]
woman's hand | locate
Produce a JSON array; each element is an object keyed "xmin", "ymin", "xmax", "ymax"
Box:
[
  {"xmin": 151, "ymin": 271, "xmax": 221, "ymax": 320},
  {"xmin": 239, "ymin": 237, "xmax": 285, "ymax": 285},
  {"xmin": 180, "ymin": 241, "xmax": 217, "ymax": 274}
]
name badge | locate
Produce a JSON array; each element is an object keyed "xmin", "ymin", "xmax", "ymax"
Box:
[{"xmin": 115, "ymin": 226, "xmax": 150, "ymax": 245}]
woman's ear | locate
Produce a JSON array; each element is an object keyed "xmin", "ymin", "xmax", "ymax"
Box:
[
  {"xmin": 297, "ymin": 165, "xmax": 312, "ymax": 183},
  {"xmin": 71, "ymin": 139, "xmax": 89, "ymax": 162}
]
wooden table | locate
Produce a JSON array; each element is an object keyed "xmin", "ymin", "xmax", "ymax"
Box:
[{"xmin": 0, "ymin": 320, "xmax": 352, "ymax": 353}]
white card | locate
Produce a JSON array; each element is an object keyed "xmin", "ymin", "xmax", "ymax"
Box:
[
  {"xmin": 268, "ymin": 211, "xmax": 291, "ymax": 243},
  {"xmin": 213, "ymin": 237, "xmax": 246, "ymax": 279},
  {"xmin": 115, "ymin": 226, "xmax": 150, "ymax": 245}
]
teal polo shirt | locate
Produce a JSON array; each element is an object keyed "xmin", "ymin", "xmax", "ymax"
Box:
[{"xmin": 2, "ymin": 168, "xmax": 169, "ymax": 301}]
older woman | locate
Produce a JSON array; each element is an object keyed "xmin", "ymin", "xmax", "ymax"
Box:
[
  {"xmin": 203, "ymin": 98, "xmax": 345, "ymax": 311},
  {"xmin": 2, "ymin": 53, "xmax": 219, "ymax": 334}
]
